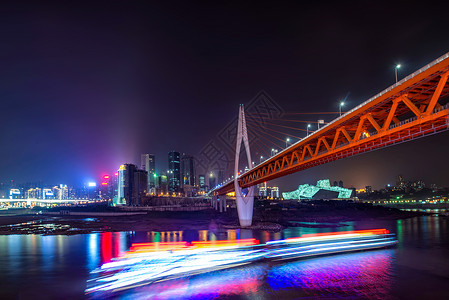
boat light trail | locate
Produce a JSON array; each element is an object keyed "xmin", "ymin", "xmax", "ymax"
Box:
[{"xmin": 86, "ymin": 229, "xmax": 397, "ymax": 294}]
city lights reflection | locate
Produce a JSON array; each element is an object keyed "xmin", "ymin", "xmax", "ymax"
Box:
[{"xmin": 267, "ymin": 249, "xmax": 395, "ymax": 298}]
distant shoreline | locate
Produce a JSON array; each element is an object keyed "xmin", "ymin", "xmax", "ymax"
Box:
[{"xmin": 0, "ymin": 202, "xmax": 430, "ymax": 235}]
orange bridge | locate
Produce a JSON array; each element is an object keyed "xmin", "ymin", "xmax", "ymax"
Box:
[{"xmin": 213, "ymin": 52, "xmax": 449, "ymax": 195}]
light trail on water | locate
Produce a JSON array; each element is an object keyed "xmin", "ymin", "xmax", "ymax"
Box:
[{"xmin": 86, "ymin": 229, "xmax": 398, "ymax": 296}]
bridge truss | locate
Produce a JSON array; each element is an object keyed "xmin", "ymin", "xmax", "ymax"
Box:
[{"xmin": 214, "ymin": 52, "xmax": 449, "ymax": 195}]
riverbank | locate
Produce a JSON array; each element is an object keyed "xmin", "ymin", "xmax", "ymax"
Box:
[{"xmin": 0, "ymin": 201, "xmax": 429, "ymax": 235}]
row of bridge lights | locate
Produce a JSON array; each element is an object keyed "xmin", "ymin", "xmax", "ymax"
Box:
[
  {"xmin": 242, "ymin": 64, "xmax": 400, "ymax": 174},
  {"xmin": 215, "ymin": 63, "xmax": 403, "ymax": 189},
  {"xmin": 303, "ymin": 64, "xmax": 403, "ymax": 138}
]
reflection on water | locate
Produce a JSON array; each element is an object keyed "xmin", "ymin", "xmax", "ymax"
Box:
[
  {"xmin": 267, "ymin": 250, "xmax": 394, "ymax": 299},
  {"xmin": 283, "ymin": 222, "xmax": 355, "ymax": 239},
  {"xmin": 110, "ymin": 249, "xmax": 395, "ymax": 300},
  {"xmin": 0, "ymin": 217, "xmax": 449, "ymax": 299},
  {"xmin": 119, "ymin": 264, "xmax": 268, "ymax": 300}
]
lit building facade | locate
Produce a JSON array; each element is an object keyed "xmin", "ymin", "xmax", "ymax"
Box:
[
  {"xmin": 168, "ymin": 151, "xmax": 181, "ymax": 192},
  {"xmin": 181, "ymin": 154, "xmax": 195, "ymax": 187},
  {"xmin": 53, "ymin": 184, "xmax": 69, "ymax": 200},
  {"xmin": 134, "ymin": 169, "xmax": 148, "ymax": 206},
  {"xmin": 217, "ymin": 169, "xmax": 224, "ymax": 187},
  {"xmin": 116, "ymin": 164, "xmax": 148, "ymax": 206},
  {"xmin": 141, "ymin": 154, "xmax": 156, "ymax": 188},
  {"xmin": 156, "ymin": 174, "xmax": 168, "ymax": 194},
  {"xmin": 258, "ymin": 182, "xmax": 280, "ymax": 198},
  {"xmin": 9, "ymin": 189, "xmax": 21, "ymax": 199},
  {"xmin": 198, "ymin": 174, "xmax": 206, "ymax": 191},
  {"xmin": 100, "ymin": 175, "xmax": 113, "ymax": 200},
  {"xmin": 25, "ymin": 188, "xmax": 41, "ymax": 199},
  {"xmin": 209, "ymin": 172, "xmax": 216, "ymax": 190},
  {"xmin": 283, "ymin": 179, "xmax": 353, "ymax": 200}
]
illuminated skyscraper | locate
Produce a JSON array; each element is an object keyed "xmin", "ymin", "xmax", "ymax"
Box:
[
  {"xmin": 116, "ymin": 164, "xmax": 148, "ymax": 206},
  {"xmin": 117, "ymin": 164, "xmax": 134, "ymax": 205},
  {"xmin": 141, "ymin": 154, "xmax": 156, "ymax": 188},
  {"xmin": 209, "ymin": 172, "xmax": 216, "ymax": 190},
  {"xmin": 199, "ymin": 174, "xmax": 206, "ymax": 191},
  {"xmin": 134, "ymin": 169, "xmax": 148, "ymax": 206},
  {"xmin": 100, "ymin": 174, "xmax": 113, "ymax": 200},
  {"xmin": 53, "ymin": 184, "xmax": 69, "ymax": 200},
  {"xmin": 217, "ymin": 169, "xmax": 224, "ymax": 186},
  {"xmin": 168, "ymin": 151, "xmax": 181, "ymax": 192},
  {"xmin": 181, "ymin": 154, "xmax": 195, "ymax": 187}
]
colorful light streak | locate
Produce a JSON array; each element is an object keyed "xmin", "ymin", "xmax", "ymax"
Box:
[
  {"xmin": 86, "ymin": 229, "xmax": 397, "ymax": 295},
  {"xmin": 267, "ymin": 250, "xmax": 394, "ymax": 298}
]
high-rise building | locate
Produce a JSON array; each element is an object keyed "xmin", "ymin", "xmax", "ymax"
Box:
[
  {"xmin": 116, "ymin": 164, "xmax": 148, "ymax": 206},
  {"xmin": 99, "ymin": 174, "xmax": 113, "ymax": 200},
  {"xmin": 53, "ymin": 184, "xmax": 69, "ymax": 200},
  {"xmin": 271, "ymin": 187, "xmax": 279, "ymax": 198},
  {"xmin": 198, "ymin": 174, "xmax": 206, "ymax": 191},
  {"xmin": 134, "ymin": 169, "xmax": 148, "ymax": 206},
  {"xmin": 209, "ymin": 172, "xmax": 216, "ymax": 190},
  {"xmin": 25, "ymin": 187, "xmax": 41, "ymax": 199},
  {"xmin": 181, "ymin": 154, "xmax": 195, "ymax": 187},
  {"xmin": 397, "ymin": 175, "xmax": 405, "ymax": 188},
  {"xmin": 168, "ymin": 151, "xmax": 181, "ymax": 192},
  {"xmin": 141, "ymin": 154, "xmax": 156, "ymax": 188},
  {"xmin": 112, "ymin": 172, "xmax": 119, "ymax": 202},
  {"xmin": 156, "ymin": 174, "xmax": 168, "ymax": 194},
  {"xmin": 217, "ymin": 169, "xmax": 224, "ymax": 186}
]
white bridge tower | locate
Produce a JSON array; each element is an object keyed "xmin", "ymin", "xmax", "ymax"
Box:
[{"xmin": 234, "ymin": 104, "xmax": 255, "ymax": 227}]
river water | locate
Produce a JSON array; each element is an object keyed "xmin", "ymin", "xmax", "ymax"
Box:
[{"xmin": 0, "ymin": 215, "xmax": 448, "ymax": 299}]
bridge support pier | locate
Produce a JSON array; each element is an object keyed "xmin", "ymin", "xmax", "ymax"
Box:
[
  {"xmin": 234, "ymin": 104, "xmax": 254, "ymax": 227},
  {"xmin": 211, "ymin": 195, "xmax": 216, "ymax": 210},
  {"xmin": 235, "ymin": 186, "xmax": 254, "ymax": 227},
  {"xmin": 218, "ymin": 195, "xmax": 227, "ymax": 212},
  {"xmin": 212, "ymin": 195, "xmax": 227, "ymax": 213}
]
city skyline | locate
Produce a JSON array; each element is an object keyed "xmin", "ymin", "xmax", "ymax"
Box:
[
  {"xmin": 2, "ymin": 122, "xmax": 449, "ymax": 191},
  {"xmin": 1, "ymin": 2, "xmax": 449, "ymax": 190},
  {"xmin": 2, "ymin": 3, "xmax": 449, "ymax": 299}
]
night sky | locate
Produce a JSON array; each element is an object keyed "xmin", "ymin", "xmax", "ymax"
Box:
[{"xmin": 2, "ymin": 1, "xmax": 449, "ymax": 190}]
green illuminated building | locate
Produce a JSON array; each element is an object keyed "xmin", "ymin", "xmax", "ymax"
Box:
[{"xmin": 282, "ymin": 179, "xmax": 353, "ymax": 200}]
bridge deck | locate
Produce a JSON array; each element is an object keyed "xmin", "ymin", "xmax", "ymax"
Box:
[{"xmin": 214, "ymin": 52, "xmax": 449, "ymax": 195}]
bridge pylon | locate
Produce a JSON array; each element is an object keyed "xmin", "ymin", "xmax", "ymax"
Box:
[{"xmin": 234, "ymin": 104, "xmax": 255, "ymax": 227}]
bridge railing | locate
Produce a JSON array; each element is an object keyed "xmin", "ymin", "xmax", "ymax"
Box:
[
  {"xmin": 269, "ymin": 53, "xmax": 449, "ymax": 163},
  {"xmin": 315, "ymin": 52, "xmax": 449, "ymax": 136},
  {"xmin": 339, "ymin": 52, "xmax": 449, "ymax": 123},
  {"xmin": 212, "ymin": 53, "xmax": 449, "ymax": 195},
  {"xmin": 434, "ymin": 102, "xmax": 449, "ymax": 114}
]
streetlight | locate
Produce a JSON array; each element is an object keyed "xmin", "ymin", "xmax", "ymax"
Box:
[
  {"xmin": 395, "ymin": 64, "xmax": 401, "ymax": 83},
  {"xmin": 317, "ymin": 119, "xmax": 324, "ymax": 129},
  {"xmin": 260, "ymin": 156, "xmax": 263, "ymax": 163},
  {"xmin": 285, "ymin": 137, "xmax": 290, "ymax": 148},
  {"xmin": 339, "ymin": 101, "xmax": 344, "ymax": 116},
  {"xmin": 307, "ymin": 124, "xmax": 311, "ymax": 136}
]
